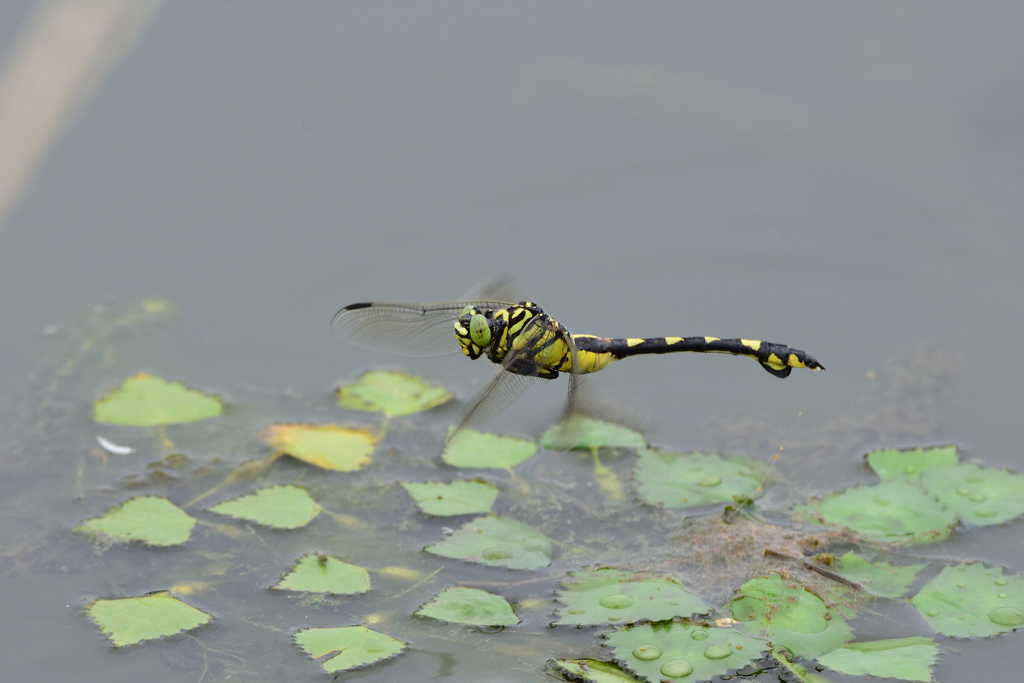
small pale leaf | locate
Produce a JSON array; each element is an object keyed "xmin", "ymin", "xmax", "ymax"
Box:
[
  {"xmin": 89, "ymin": 593, "xmax": 211, "ymax": 646},
  {"xmin": 401, "ymin": 480, "xmax": 498, "ymax": 516},
  {"xmin": 911, "ymin": 563, "xmax": 1024, "ymax": 637},
  {"xmin": 274, "ymin": 554, "xmax": 371, "ymax": 595},
  {"xmin": 865, "ymin": 445, "xmax": 959, "ymax": 480},
  {"xmin": 337, "ymin": 370, "xmax": 452, "ymax": 417},
  {"xmin": 425, "ymin": 515, "xmax": 552, "ymax": 570},
  {"xmin": 207, "ymin": 485, "xmax": 321, "ymax": 529},
  {"xmin": 814, "ymin": 552, "xmax": 925, "ymax": 598},
  {"xmin": 295, "ymin": 626, "xmax": 407, "ymax": 673},
  {"xmin": 263, "ymin": 423, "xmax": 378, "ymax": 472},
  {"xmin": 540, "ymin": 416, "xmax": 645, "ymax": 452},
  {"xmin": 555, "ymin": 567, "xmax": 709, "ymax": 626},
  {"xmin": 635, "ymin": 448, "xmax": 768, "ymax": 508},
  {"xmin": 922, "ymin": 463, "xmax": 1024, "ymax": 526},
  {"xmin": 94, "ymin": 373, "xmax": 223, "ymax": 426},
  {"xmin": 74, "ymin": 496, "xmax": 195, "ymax": 547},
  {"xmin": 442, "ymin": 429, "xmax": 538, "ymax": 469},
  {"xmin": 818, "ymin": 637, "xmax": 938, "ymax": 682},
  {"xmin": 416, "ymin": 586, "xmax": 519, "ymax": 626}
]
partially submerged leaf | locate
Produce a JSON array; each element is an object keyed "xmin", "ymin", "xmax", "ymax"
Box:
[
  {"xmin": 295, "ymin": 626, "xmax": 407, "ymax": 673},
  {"xmin": 553, "ymin": 659, "xmax": 642, "ymax": 683},
  {"xmin": 441, "ymin": 429, "xmax": 538, "ymax": 469},
  {"xmin": 274, "ymin": 553, "xmax": 371, "ymax": 595},
  {"xmin": 635, "ymin": 448, "xmax": 768, "ymax": 508},
  {"xmin": 555, "ymin": 568, "xmax": 709, "ymax": 626},
  {"xmin": 794, "ymin": 478, "xmax": 956, "ymax": 544},
  {"xmin": 865, "ymin": 445, "xmax": 959, "ymax": 480},
  {"xmin": 401, "ymin": 480, "xmax": 498, "ymax": 516},
  {"xmin": 540, "ymin": 416, "xmax": 645, "ymax": 453},
  {"xmin": 814, "ymin": 552, "xmax": 925, "ymax": 598},
  {"xmin": 94, "ymin": 373, "xmax": 223, "ymax": 426},
  {"xmin": 817, "ymin": 637, "xmax": 938, "ymax": 682},
  {"xmin": 425, "ymin": 515, "xmax": 552, "ymax": 570},
  {"xmin": 730, "ymin": 575, "xmax": 853, "ymax": 658},
  {"xmin": 75, "ymin": 496, "xmax": 196, "ymax": 547},
  {"xmin": 263, "ymin": 423, "xmax": 378, "ymax": 472},
  {"xmin": 416, "ymin": 586, "xmax": 519, "ymax": 626},
  {"xmin": 207, "ymin": 485, "xmax": 321, "ymax": 529},
  {"xmin": 337, "ymin": 370, "xmax": 452, "ymax": 417},
  {"xmin": 911, "ymin": 563, "xmax": 1024, "ymax": 637},
  {"xmin": 921, "ymin": 463, "xmax": 1024, "ymax": 526},
  {"xmin": 605, "ymin": 621, "xmax": 765, "ymax": 683},
  {"xmin": 89, "ymin": 593, "xmax": 211, "ymax": 646}
]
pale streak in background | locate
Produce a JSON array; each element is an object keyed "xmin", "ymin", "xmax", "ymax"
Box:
[{"xmin": 0, "ymin": 0, "xmax": 162, "ymax": 233}]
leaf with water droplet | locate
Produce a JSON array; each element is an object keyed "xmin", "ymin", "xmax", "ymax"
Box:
[
  {"xmin": 813, "ymin": 552, "xmax": 925, "ymax": 598},
  {"xmin": 273, "ymin": 553, "xmax": 370, "ymax": 595},
  {"xmin": 425, "ymin": 515, "xmax": 551, "ymax": 570},
  {"xmin": 817, "ymin": 637, "xmax": 937, "ymax": 682},
  {"xmin": 540, "ymin": 416, "xmax": 645, "ymax": 453},
  {"xmin": 911, "ymin": 563, "xmax": 1024, "ymax": 637},
  {"xmin": 553, "ymin": 659, "xmax": 643, "ymax": 683},
  {"xmin": 441, "ymin": 428, "xmax": 538, "ymax": 469},
  {"xmin": 207, "ymin": 485, "xmax": 322, "ymax": 529},
  {"xmin": 336, "ymin": 369, "xmax": 452, "ymax": 417},
  {"xmin": 88, "ymin": 593, "xmax": 211, "ymax": 646},
  {"xmin": 415, "ymin": 586, "xmax": 519, "ymax": 626},
  {"xmin": 94, "ymin": 373, "xmax": 223, "ymax": 426},
  {"xmin": 400, "ymin": 480, "xmax": 498, "ymax": 516},
  {"xmin": 554, "ymin": 567, "xmax": 709, "ymax": 626},
  {"xmin": 263, "ymin": 423, "xmax": 378, "ymax": 472},
  {"xmin": 635, "ymin": 448, "xmax": 768, "ymax": 508},
  {"xmin": 730, "ymin": 575, "xmax": 853, "ymax": 658},
  {"xmin": 605, "ymin": 621, "xmax": 764, "ymax": 683},
  {"xmin": 793, "ymin": 479, "xmax": 956, "ymax": 544},
  {"xmin": 74, "ymin": 496, "xmax": 196, "ymax": 547},
  {"xmin": 921, "ymin": 463, "xmax": 1024, "ymax": 526},
  {"xmin": 294, "ymin": 626, "xmax": 406, "ymax": 673},
  {"xmin": 865, "ymin": 445, "xmax": 958, "ymax": 480}
]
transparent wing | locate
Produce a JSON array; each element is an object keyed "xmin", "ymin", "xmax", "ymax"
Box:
[
  {"xmin": 330, "ymin": 299, "xmax": 513, "ymax": 357},
  {"xmin": 457, "ymin": 274, "xmax": 526, "ymax": 306}
]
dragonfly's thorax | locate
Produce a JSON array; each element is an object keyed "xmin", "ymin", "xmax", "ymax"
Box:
[{"xmin": 454, "ymin": 302, "xmax": 551, "ymax": 366}]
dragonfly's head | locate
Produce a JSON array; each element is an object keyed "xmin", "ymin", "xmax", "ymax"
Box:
[{"xmin": 455, "ymin": 306, "xmax": 497, "ymax": 360}]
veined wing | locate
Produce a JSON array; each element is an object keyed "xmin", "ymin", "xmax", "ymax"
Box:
[{"xmin": 331, "ymin": 299, "xmax": 512, "ymax": 357}]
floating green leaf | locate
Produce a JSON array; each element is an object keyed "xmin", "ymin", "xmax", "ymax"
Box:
[
  {"xmin": 74, "ymin": 496, "xmax": 196, "ymax": 547},
  {"xmin": 401, "ymin": 480, "xmax": 498, "ymax": 516},
  {"xmin": 921, "ymin": 463, "xmax": 1024, "ymax": 526},
  {"xmin": 866, "ymin": 445, "xmax": 959, "ymax": 480},
  {"xmin": 817, "ymin": 637, "xmax": 938, "ymax": 682},
  {"xmin": 540, "ymin": 416, "xmax": 645, "ymax": 453},
  {"xmin": 553, "ymin": 659, "xmax": 643, "ymax": 683},
  {"xmin": 336, "ymin": 370, "xmax": 452, "ymax": 417},
  {"xmin": 730, "ymin": 575, "xmax": 852, "ymax": 658},
  {"xmin": 425, "ymin": 515, "xmax": 552, "ymax": 570},
  {"xmin": 911, "ymin": 563, "xmax": 1024, "ymax": 637},
  {"xmin": 555, "ymin": 568, "xmax": 709, "ymax": 626},
  {"xmin": 415, "ymin": 586, "xmax": 519, "ymax": 626},
  {"xmin": 794, "ymin": 478, "xmax": 956, "ymax": 544},
  {"xmin": 813, "ymin": 552, "xmax": 925, "ymax": 598},
  {"xmin": 295, "ymin": 626, "xmax": 407, "ymax": 673},
  {"xmin": 207, "ymin": 485, "xmax": 321, "ymax": 529},
  {"xmin": 263, "ymin": 423, "xmax": 378, "ymax": 472},
  {"xmin": 89, "ymin": 593, "xmax": 211, "ymax": 646},
  {"xmin": 441, "ymin": 429, "xmax": 538, "ymax": 469},
  {"xmin": 94, "ymin": 372, "xmax": 223, "ymax": 426},
  {"xmin": 273, "ymin": 553, "xmax": 371, "ymax": 595},
  {"xmin": 635, "ymin": 448, "xmax": 768, "ymax": 508},
  {"xmin": 605, "ymin": 622, "xmax": 765, "ymax": 683}
]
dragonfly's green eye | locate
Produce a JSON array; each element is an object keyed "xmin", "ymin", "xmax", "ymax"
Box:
[
  {"xmin": 460, "ymin": 305, "xmax": 475, "ymax": 316},
  {"xmin": 469, "ymin": 313, "xmax": 491, "ymax": 347}
]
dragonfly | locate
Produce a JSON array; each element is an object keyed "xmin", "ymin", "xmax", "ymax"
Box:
[{"xmin": 331, "ymin": 279, "xmax": 824, "ymax": 435}]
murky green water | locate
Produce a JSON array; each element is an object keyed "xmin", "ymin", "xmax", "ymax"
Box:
[{"xmin": 1, "ymin": 3, "xmax": 1023, "ymax": 681}]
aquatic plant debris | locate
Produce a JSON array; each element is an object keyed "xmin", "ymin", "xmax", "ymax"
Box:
[
  {"xmin": 865, "ymin": 444, "xmax": 959, "ymax": 480},
  {"xmin": 794, "ymin": 478, "xmax": 956, "ymax": 544},
  {"xmin": 817, "ymin": 637, "xmax": 938, "ymax": 682},
  {"xmin": 274, "ymin": 553, "xmax": 371, "ymax": 595},
  {"xmin": 74, "ymin": 496, "xmax": 196, "ymax": 546},
  {"xmin": 89, "ymin": 593, "xmax": 212, "ymax": 646},
  {"xmin": 400, "ymin": 480, "xmax": 499, "ymax": 516},
  {"xmin": 336, "ymin": 369, "xmax": 452, "ymax": 417},
  {"xmin": 93, "ymin": 372, "xmax": 223, "ymax": 426},
  {"xmin": 553, "ymin": 659, "xmax": 642, "ymax": 683},
  {"xmin": 555, "ymin": 567, "xmax": 709, "ymax": 626},
  {"xmin": 207, "ymin": 485, "xmax": 322, "ymax": 529},
  {"xmin": 605, "ymin": 621, "xmax": 765, "ymax": 682},
  {"xmin": 634, "ymin": 448, "xmax": 768, "ymax": 508},
  {"xmin": 911, "ymin": 563, "xmax": 1024, "ymax": 637},
  {"xmin": 415, "ymin": 586, "xmax": 519, "ymax": 626},
  {"xmin": 441, "ymin": 428, "xmax": 538, "ymax": 468},
  {"xmin": 263, "ymin": 423, "xmax": 378, "ymax": 472},
  {"xmin": 425, "ymin": 515, "xmax": 552, "ymax": 570},
  {"xmin": 813, "ymin": 551, "xmax": 925, "ymax": 598},
  {"xmin": 294, "ymin": 626, "xmax": 407, "ymax": 673},
  {"xmin": 921, "ymin": 463, "xmax": 1024, "ymax": 526},
  {"xmin": 730, "ymin": 574, "xmax": 853, "ymax": 658},
  {"xmin": 540, "ymin": 416, "xmax": 645, "ymax": 453}
]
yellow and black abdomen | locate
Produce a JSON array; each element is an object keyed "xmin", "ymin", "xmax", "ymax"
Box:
[{"xmin": 571, "ymin": 335, "xmax": 823, "ymax": 378}]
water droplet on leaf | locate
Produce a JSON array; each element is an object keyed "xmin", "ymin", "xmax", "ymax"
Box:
[
  {"xmin": 660, "ymin": 660, "xmax": 693, "ymax": 677},
  {"xmin": 633, "ymin": 644, "xmax": 662, "ymax": 660},
  {"xmin": 988, "ymin": 607, "xmax": 1024, "ymax": 627},
  {"xmin": 599, "ymin": 594, "xmax": 635, "ymax": 609},
  {"xmin": 481, "ymin": 547, "xmax": 512, "ymax": 560},
  {"xmin": 699, "ymin": 475, "xmax": 722, "ymax": 487},
  {"xmin": 969, "ymin": 493, "xmax": 987, "ymax": 503},
  {"xmin": 704, "ymin": 645, "xmax": 731, "ymax": 659},
  {"xmin": 690, "ymin": 630, "xmax": 709, "ymax": 641}
]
